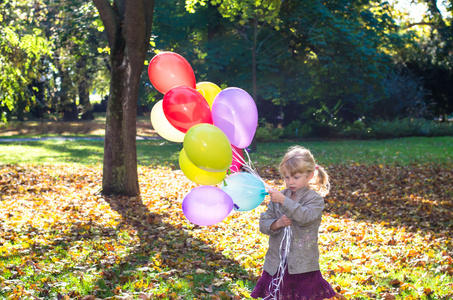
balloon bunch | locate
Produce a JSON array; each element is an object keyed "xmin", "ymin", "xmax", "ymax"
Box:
[{"xmin": 148, "ymin": 52, "xmax": 267, "ymax": 226}]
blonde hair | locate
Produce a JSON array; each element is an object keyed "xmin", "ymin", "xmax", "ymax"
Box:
[{"xmin": 278, "ymin": 146, "xmax": 330, "ymax": 196}]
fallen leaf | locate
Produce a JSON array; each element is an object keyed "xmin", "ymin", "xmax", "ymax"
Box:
[{"xmin": 381, "ymin": 293, "xmax": 396, "ymax": 300}]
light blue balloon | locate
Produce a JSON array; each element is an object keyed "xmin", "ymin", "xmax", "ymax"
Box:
[{"xmin": 221, "ymin": 172, "xmax": 267, "ymax": 212}]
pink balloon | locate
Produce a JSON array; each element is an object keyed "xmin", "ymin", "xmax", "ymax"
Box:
[
  {"xmin": 148, "ymin": 52, "xmax": 196, "ymax": 94},
  {"xmin": 182, "ymin": 186, "xmax": 234, "ymax": 226},
  {"xmin": 230, "ymin": 145, "xmax": 244, "ymax": 173},
  {"xmin": 212, "ymin": 87, "xmax": 258, "ymax": 148},
  {"xmin": 163, "ymin": 86, "xmax": 213, "ymax": 133}
]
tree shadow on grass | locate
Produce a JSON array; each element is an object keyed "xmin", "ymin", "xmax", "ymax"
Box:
[
  {"xmin": 94, "ymin": 195, "xmax": 255, "ymax": 299},
  {"xmin": 10, "ymin": 140, "xmax": 182, "ymax": 166},
  {"xmin": 0, "ymin": 164, "xmax": 254, "ymax": 299},
  {"xmin": 0, "ymin": 140, "xmax": 105, "ymax": 165},
  {"xmin": 324, "ymin": 164, "xmax": 453, "ymax": 238},
  {"xmin": 258, "ymin": 163, "xmax": 453, "ymax": 238},
  {"xmin": 0, "ymin": 196, "xmax": 254, "ymax": 299}
]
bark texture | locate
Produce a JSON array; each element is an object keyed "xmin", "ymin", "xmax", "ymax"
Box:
[{"xmin": 93, "ymin": 0, "xmax": 155, "ymax": 196}]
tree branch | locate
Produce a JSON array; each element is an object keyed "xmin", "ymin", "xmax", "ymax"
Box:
[
  {"xmin": 405, "ymin": 21, "xmax": 435, "ymax": 29},
  {"xmin": 92, "ymin": 0, "xmax": 117, "ymax": 48},
  {"xmin": 125, "ymin": 0, "xmax": 155, "ymax": 60},
  {"xmin": 143, "ymin": 0, "xmax": 155, "ymax": 40},
  {"xmin": 125, "ymin": 0, "xmax": 146, "ymax": 50}
]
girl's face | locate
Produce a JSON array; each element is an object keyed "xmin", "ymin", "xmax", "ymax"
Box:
[{"xmin": 283, "ymin": 171, "xmax": 314, "ymax": 193}]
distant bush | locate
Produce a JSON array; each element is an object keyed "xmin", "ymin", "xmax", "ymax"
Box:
[
  {"xmin": 93, "ymin": 96, "xmax": 108, "ymax": 113},
  {"xmin": 311, "ymin": 123, "xmax": 340, "ymax": 138},
  {"xmin": 260, "ymin": 118, "xmax": 452, "ymax": 141},
  {"xmin": 339, "ymin": 118, "xmax": 453, "ymax": 139},
  {"xmin": 378, "ymin": 69, "xmax": 433, "ymax": 120},
  {"xmin": 282, "ymin": 120, "xmax": 313, "ymax": 139},
  {"xmin": 255, "ymin": 123, "xmax": 283, "ymax": 141},
  {"xmin": 369, "ymin": 118, "xmax": 453, "ymax": 138},
  {"xmin": 341, "ymin": 119, "xmax": 373, "ymax": 139}
]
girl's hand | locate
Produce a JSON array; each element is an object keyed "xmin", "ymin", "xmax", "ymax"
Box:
[
  {"xmin": 267, "ymin": 188, "xmax": 285, "ymax": 204},
  {"xmin": 278, "ymin": 215, "xmax": 292, "ymax": 227},
  {"xmin": 271, "ymin": 215, "xmax": 292, "ymax": 231}
]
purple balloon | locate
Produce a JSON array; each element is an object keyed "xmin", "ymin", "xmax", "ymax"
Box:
[
  {"xmin": 182, "ymin": 186, "xmax": 234, "ymax": 226},
  {"xmin": 212, "ymin": 87, "xmax": 258, "ymax": 148}
]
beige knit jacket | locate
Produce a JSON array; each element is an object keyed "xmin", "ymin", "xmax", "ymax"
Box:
[{"xmin": 259, "ymin": 187, "xmax": 325, "ymax": 276}]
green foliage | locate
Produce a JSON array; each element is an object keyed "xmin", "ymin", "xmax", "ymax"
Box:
[
  {"xmin": 0, "ymin": 25, "xmax": 51, "ymax": 122},
  {"xmin": 340, "ymin": 119, "xmax": 373, "ymax": 139},
  {"xmin": 278, "ymin": 0, "xmax": 395, "ymax": 120},
  {"xmin": 282, "ymin": 120, "xmax": 313, "ymax": 139},
  {"xmin": 391, "ymin": 0, "xmax": 453, "ymax": 119},
  {"xmin": 377, "ymin": 68, "xmax": 433, "ymax": 120},
  {"xmin": 0, "ymin": 0, "xmax": 109, "ymax": 122},
  {"xmin": 254, "ymin": 122, "xmax": 283, "ymax": 141},
  {"xmin": 338, "ymin": 118, "xmax": 453, "ymax": 139},
  {"xmin": 186, "ymin": 0, "xmax": 282, "ymax": 25},
  {"xmin": 179, "ymin": 0, "xmax": 405, "ymax": 131},
  {"xmin": 2, "ymin": 0, "xmax": 452, "ymax": 133},
  {"xmin": 369, "ymin": 118, "xmax": 453, "ymax": 139},
  {"xmin": 268, "ymin": 117, "xmax": 453, "ymax": 140},
  {"xmin": 210, "ymin": 0, "xmax": 282, "ymax": 25}
]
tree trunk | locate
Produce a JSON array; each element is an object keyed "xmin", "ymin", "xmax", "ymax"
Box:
[
  {"xmin": 63, "ymin": 102, "xmax": 78, "ymax": 121},
  {"xmin": 60, "ymin": 68, "xmax": 78, "ymax": 122},
  {"xmin": 77, "ymin": 58, "xmax": 94, "ymax": 120},
  {"xmin": 250, "ymin": 18, "xmax": 258, "ymax": 152},
  {"xmin": 102, "ymin": 51, "xmax": 141, "ymax": 196},
  {"xmin": 93, "ymin": 0, "xmax": 155, "ymax": 196}
]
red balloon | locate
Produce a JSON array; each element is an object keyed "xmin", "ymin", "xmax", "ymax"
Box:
[
  {"xmin": 163, "ymin": 86, "xmax": 213, "ymax": 133},
  {"xmin": 230, "ymin": 145, "xmax": 244, "ymax": 172},
  {"xmin": 148, "ymin": 52, "xmax": 196, "ymax": 94}
]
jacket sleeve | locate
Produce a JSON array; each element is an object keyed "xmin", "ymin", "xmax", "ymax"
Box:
[
  {"xmin": 279, "ymin": 193, "xmax": 324, "ymax": 226},
  {"xmin": 259, "ymin": 201, "xmax": 282, "ymax": 236}
]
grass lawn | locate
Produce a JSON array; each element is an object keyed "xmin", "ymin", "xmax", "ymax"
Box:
[
  {"xmin": 0, "ymin": 135, "xmax": 452, "ymax": 299},
  {"xmin": 0, "ymin": 136, "xmax": 452, "ymax": 166},
  {"xmin": 0, "ymin": 113, "xmax": 154, "ymax": 138}
]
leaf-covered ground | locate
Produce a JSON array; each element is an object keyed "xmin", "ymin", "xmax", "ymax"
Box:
[{"xmin": 1, "ymin": 163, "xmax": 452, "ymax": 299}]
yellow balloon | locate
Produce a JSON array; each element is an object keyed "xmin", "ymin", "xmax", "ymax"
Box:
[
  {"xmin": 150, "ymin": 100, "xmax": 185, "ymax": 142},
  {"xmin": 179, "ymin": 149, "xmax": 227, "ymax": 185},
  {"xmin": 196, "ymin": 81, "xmax": 222, "ymax": 109},
  {"xmin": 184, "ymin": 124, "xmax": 232, "ymax": 172}
]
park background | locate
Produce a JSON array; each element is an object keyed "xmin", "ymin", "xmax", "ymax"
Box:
[{"xmin": 1, "ymin": 0, "xmax": 453, "ymax": 299}]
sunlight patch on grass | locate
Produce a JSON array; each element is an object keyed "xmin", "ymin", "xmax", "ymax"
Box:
[{"xmin": 1, "ymin": 137, "xmax": 452, "ymax": 167}]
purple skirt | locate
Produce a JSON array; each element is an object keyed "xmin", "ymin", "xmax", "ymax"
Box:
[{"xmin": 251, "ymin": 268, "xmax": 336, "ymax": 300}]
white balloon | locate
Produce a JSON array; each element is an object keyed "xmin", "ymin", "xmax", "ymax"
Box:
[{"xmin": 150, "ymin": 100, "xmax": 185, "ymax": 142}]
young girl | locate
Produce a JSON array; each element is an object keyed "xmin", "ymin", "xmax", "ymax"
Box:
[{"xmin": 251, "ymin": 146, "xmax": 337, "ymax": 300}]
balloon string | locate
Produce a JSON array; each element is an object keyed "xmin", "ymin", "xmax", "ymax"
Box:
[
  {"xmin": 224, "ymin": 178, "xmax": 268, "ymax": 211},
  {"xmin": 225, "ymin": 181, "xmax": 267, "ymax": 191},
  {"xmin": 231, "ymin": 147, "xmax": 291, "ymax": 298},
  {"xmin": 263, "ymin": 225, "xmax": 291, "ymax": 300},
  {"xmin": 231, "ymin": 147, "xmax": 272, "ymax": 191},
  {"xmin": 233, "ymin": 191, "xmax": 269, "ymax": 211}
]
